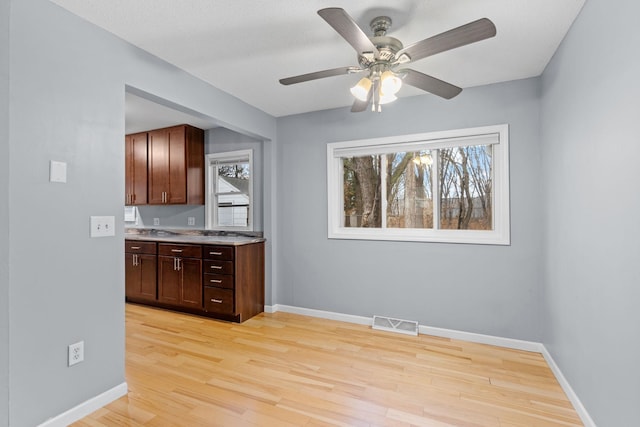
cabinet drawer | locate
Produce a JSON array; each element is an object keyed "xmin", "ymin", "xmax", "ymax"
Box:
[
  {"xmin": 204, "ymin": 288, "xmax": 234, "ymax": 314},
  {"xmin": 125, "ymin": 240, "xmax": 156, "ymax": 255},
  {"xmin": 158, "ymin": 243, "xmax": 202, "ymax": 258},
  {"xmin": 204, "ymin": 260, "xmax": 234, "ymax": 275},
  {"xmin": 204, "ymin": 274, "xmax": 234, "ymax": 290},
  {"xmin": 203, "ymin": 245, "xmax": 234, "ymax": 261}
]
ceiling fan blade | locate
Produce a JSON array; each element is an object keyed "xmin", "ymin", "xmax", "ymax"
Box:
[
  {"xmin": 401, "ymin": 69, "xmax": 462, "ymax": 99},
  {"xmin": 397, "ymin": 18, "xmax": 496, "ymax": 63},
  {"xmin": 351, "ymin": 88, "xmax": 373, "ymax": 112},
  {"xmin": 279, "ymin": 66, "xmax": 362, "ymax": 85},
  {"xmin": 318, "ymin": 8, "xmax": 380, "ymax": 57}
]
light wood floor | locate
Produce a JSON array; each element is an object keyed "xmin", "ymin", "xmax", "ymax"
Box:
[{"xmin": 73, "ymin": 304, "xmax": 582, "ymax": 426}]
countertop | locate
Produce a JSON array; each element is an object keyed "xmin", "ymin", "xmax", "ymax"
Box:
[{"xmin": 125, "ymin": 229, "xmax": 265, "ymax": 246}]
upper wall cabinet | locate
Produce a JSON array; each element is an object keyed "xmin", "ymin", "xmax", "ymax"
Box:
[
  {"xmin": 125, "ymin": 124, "xmax": 205, "ymax": 206},
  {"xmin": 148, "ymin": 124, "xmax": 204, "ymax": 205},
  {"xmin": 125, "ymin": 132, "xmax": 149, "ymax": 205}
]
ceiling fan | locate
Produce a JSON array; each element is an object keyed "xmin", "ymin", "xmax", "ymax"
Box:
[{"xmin": 279, "ymin": 8, "xmax": 496, "ymax": 112}]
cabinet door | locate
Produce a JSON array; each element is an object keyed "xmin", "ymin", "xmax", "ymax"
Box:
[
  {"xmin": 180, "ymin": 258, "xmax": 202, "ymax": 308},
  {"xmin": 125, "ymin": 135, "xmax": 133, "ymax": 205},
  {"xmin": 158, "ymin": 256, "xmax": 202, "ymax": 308},
  {"xmin": 125, "ymin": 133, "xmax": 148, "ymax": 205},
  {"xmin": 131, "ymin": 133, "xmax": 148, "ymax": 205},
  {"xmin": 157, "ymin": 256, "xmax": 181, "ymax": 304},
  {"xmin": 138, "ymin": 254, "xmax": 157, "ymax": 299},
  {"xmin": 167, "ymin": 126, "xmax": 187, "ymax": 204},
  {"xmin": 125, "ymin": 253, "xmax": 139, "ymax": 298},
  {"xmin": 148, "ymin": 129, "xmax": 170, "ymax": 204},
  {"xmin": 125, "ymin": 253, "xmax": 157, "ymax": 301}
]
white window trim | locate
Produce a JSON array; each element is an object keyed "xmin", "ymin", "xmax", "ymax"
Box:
[
  {"xmin": 205, "ymin": 149, "xmax": 253, "ymax": 231},
  {"xmin": 327, "ymin": 124, "xmax": 510, "ymax": 245}
]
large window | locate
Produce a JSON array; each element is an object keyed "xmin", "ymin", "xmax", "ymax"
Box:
[
  {"xmin": 205, "ymin": 149, "xmax": 253, "ymax": 231},
  {"xmin": 327, "ymin": 125, "xmax": 509, "ymax": 245}
]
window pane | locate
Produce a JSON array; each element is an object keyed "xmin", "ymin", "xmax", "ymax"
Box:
[
  {"xmin": 217, "ymin": 204, "xmax": 248, "ymax": 227},
  {"xmin": 216, "ymin": 162, "xmax": 249, "ymax": 193},
  {"xmin": 342, "ymin": 155, "xmax": 382, "ymax": 228},
  {"xmin": 386, "ymin": 151, "xmax": 433, "ymax": 229},
  {"xmin": 439, "ymin": 145, "xmax": 493, "ymax": 230}
]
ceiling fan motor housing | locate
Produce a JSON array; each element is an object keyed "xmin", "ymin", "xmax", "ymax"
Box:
[{"xmin": 358, "ymin": 16, "xmax": 404, "ymax": 69}]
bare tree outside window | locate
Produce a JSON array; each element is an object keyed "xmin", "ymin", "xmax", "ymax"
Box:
[
  {"xmin": 328, "ymin": 125, "xmax": 509, "ymax": 244},
  {"xmin": 386, "ymin": 151, "xmax": 433, "ymax": 229},
  {"xmin": 439, "ymin": 145, "xmax": 492, "ymax": 230},
  {"xmin": 343, "ymin": 155, "xmax": 381, "ymax": 227},
  {"xmin": 342, "ymin": 145, "xmax": 492, "ymax": 231}
]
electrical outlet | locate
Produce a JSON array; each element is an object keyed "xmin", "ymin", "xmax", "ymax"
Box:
[
  {"xmin": 153, "ymin": 218, "xmax": 160, "ymax": 226},
  {"xmin": 49, "ymin": 160, "xmax": 67, "ymax": 183},
  {"xmin": 188, "ymin": 217, "xmax": 195, "ymax": 226},
  {"xmin": 90, "ymin": 216, "xmax": 115, "ymax": 237},
  {"xmin": 68, "ymin": 341, "xmax": 84, "ymax": 366}
]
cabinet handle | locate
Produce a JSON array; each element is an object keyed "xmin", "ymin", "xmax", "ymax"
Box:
[
  {"xmin": 211, "ymin": 299, "xmax": 223, "ymax": 304},
  {"xmin": 209, "ymin": 279, "xmax": 222, "ymax": 284},
  {"xmin": 210, "ymin": 252, "xmax": 222, "ymax": 256},
  {"xmin": 210, "ymin": 265, "xmax": 222, "ymax": 270},
  {"xmin": 173, "ymin": 257, "xmax": 177, "ymax": 270},
  {"xmin": 132, "ymin": 254, "xmax": 139, "ymax": 266},
  {"xmin": 130, "ymin": 246, "xmax": 141, "ymax": 250},
  {"xmin": 171, "ymin": 249, "xmax": 183, "ymax": 253},
  {"xmin": 177, "ymin": 258, "xmax": 181, "ymax": 271}
]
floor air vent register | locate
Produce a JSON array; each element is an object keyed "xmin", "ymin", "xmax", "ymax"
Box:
[{"xmin": 372, "ymin": 315, "xmax": 419, "ymax": 336}]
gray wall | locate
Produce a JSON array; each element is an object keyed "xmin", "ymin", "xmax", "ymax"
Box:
[
  {"xmin": 0, "ymin": 0, "xmax": 9, "ymax": 424},
  {"xmin": 5, "ymin": 0, "xmax": 276, "ymax": 425},
  {"xmin": 133, "ymin": 205, "xmax": 205, "ymax": 229},
  {"xmin": 540, "ymin": 0, "xmax": 640, "ymax": 424},
  {"xmin": 276, "ymin": 78, "xmax": 543, "ymax": 341}
]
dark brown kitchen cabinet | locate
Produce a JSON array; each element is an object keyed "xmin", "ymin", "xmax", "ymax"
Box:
[
  {"xmin": 157, "ymin": 243, "xmax": 202, "ymax": 309},
  {"xmin": 125, "ymin": 240, "xmax": 157, "ymax": 302},
  {"xmin": 147, "ymin": 124, "xmax": 204, "ymax": 205},
  {"xmin": 203, "ymin": 243, "xmax": 264, "ymax": 322},
  {"xmin": 124, "ymin": 239, "xmax": 264, "ymax": 323},
  {"xmin": 125, "ymin": 132, "xmax": 148, "ymax": 205}
]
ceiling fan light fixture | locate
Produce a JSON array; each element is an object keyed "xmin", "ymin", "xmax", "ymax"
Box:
[
  {"xmin": 380, "ymin": 70, "xmax": 402, "ymax": 95},
  {"xmin": 378, "ymin": 90, "xmax": 397, "ymax": 105},
  {"xmin": 350, "ymin": 77, "xmax": 372, "ymax": 101}
]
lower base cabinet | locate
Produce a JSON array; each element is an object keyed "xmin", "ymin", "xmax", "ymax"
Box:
[
  {"xmin": 125, "ymin": 241, "xmax": 157, "ymax": 302},
  {"xmin": 125, "ymin": 239, "xmax": 264, "ymax": 322}
]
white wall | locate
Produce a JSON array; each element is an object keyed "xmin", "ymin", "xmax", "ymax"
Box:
[
  {"xmin": 540, "ymin": 0, "xmax": 640, "ymax": 424},
  {"xmin": 276, "ymin": 78, "xmax": 543, "ymax": 341},
  {"xmin": 5, "ymin": 0, "xmax": 276, "ymax": 425},
  {"xmin": 0, "ymin": 0, "xmax": 10, "ymax": 424}
]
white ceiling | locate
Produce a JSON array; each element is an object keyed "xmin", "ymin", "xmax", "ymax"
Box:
[{"xmin": 53, "ymin": 0, "xmax": 584, "ymax": 120}]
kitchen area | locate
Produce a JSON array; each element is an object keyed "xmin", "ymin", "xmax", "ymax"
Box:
[{"xmin": 124, "ymin": 92, "xmax": 266, "ymax": 323}]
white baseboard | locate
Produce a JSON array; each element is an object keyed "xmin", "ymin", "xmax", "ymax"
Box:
[
  {"xmin": 268, "ymin": 304, "xmax": 371, "ymax": 325},
  {"xmin": 38, "ymin": 382, "xmax": 128, "ymax": 427},
  {"xmin": 418, "ymin": 324, "xmax": 544, "ymax": 353},
  {"xmin": 266, "ymin": 304, "xmax": 596, "ymax": 427},
  {"xmin": 541, "ymin": 347, "xmax": 597, "ymax": 427}
]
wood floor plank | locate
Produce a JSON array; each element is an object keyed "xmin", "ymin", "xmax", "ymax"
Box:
[{"xmin": 71, "ymin": 304, "xmax": 583, "ymax": 426}]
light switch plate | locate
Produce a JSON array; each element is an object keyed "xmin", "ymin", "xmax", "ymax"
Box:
[
  {"xmin": 90, "ymin": 216, "xmax": 115, "ymax": 237},
  {"xmin": 50, "ymin": 160, "xmax": 67, "ymax": 183}
]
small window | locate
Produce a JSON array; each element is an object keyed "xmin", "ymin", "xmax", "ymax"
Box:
[
  {"xmin": 327, "ymin": 125, "xmax": 509, "ymax": 245},
  {"xmin": 205, "ymin": 149, "xmax": 253, "ymax": 231}
]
